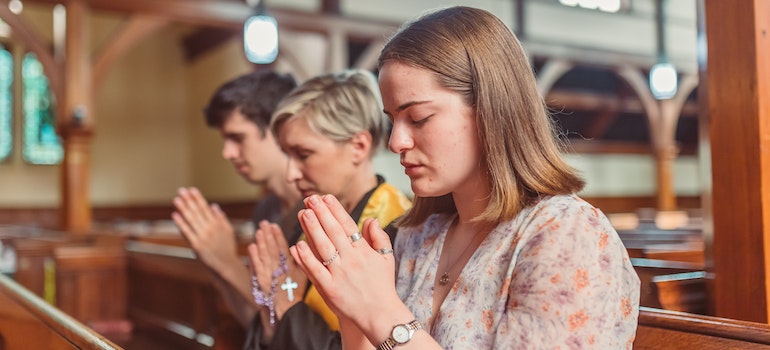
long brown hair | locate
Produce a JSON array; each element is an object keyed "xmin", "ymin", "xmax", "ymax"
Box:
[{"xmin": 379, "ymin": 6, "xmax": 584, "ymax": 226}]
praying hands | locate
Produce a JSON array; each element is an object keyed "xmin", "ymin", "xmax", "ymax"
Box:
[
  {"xmin": 290, "ymin": 194, "xmax": 413, "ymax": 348},
  {"xmin": 171, "ymin": 186, "xmax": 258, "ymax": 327},
  {"xmin": 248, "ymin": 220, "xmax": 308, "ymax": 340},
  {"xmin": 172, "ymin": 187, "xmax": 242, "ymax": 274}
]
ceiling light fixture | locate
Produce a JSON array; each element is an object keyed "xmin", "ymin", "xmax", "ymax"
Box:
[
  {"xmin": 243, "ymin": 0, "xmax": 278, "ymax": 64},
  {"xmin": 649, "ymin": 0, "xmax": 677, "ymax": 99}
]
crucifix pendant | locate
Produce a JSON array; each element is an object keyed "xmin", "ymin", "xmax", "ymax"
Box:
[
  {"xmin": 281, "ymin": 277, "xmax": 299, "ymax": 301},
  {"xmin": 439, "ymin": 272, "xmax": 450, "ymax": 286}
]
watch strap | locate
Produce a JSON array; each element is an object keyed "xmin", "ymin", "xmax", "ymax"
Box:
[{"xmin": 375, "ymin": 320, "xmax": 423, "ymax": 350}]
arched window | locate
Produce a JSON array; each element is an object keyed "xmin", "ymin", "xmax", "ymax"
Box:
[
  {"xmin": 0, "ymin": 44, "xmax": 12, "ymax": 162},
  {"xmin": 22, "ymin": 52, "xmax": 61, "ymax": 165}
]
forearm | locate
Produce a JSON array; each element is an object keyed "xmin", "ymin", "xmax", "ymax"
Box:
[
  {"xmin": 209, "ymin": 264, "xmax": 258, "ymax": 328},
  {"xmin": 354, "ymin": 302, "xmax": 442, "ymax": 350},
  {"xmin": 339, "ymin": 317, "xmax": 371, "ymax": 350}
]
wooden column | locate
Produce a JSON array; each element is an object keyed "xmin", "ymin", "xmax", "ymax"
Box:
[
  {"xmin": 705, "ymin": 0, "xmax": 770, "ymax": 322},
  {"xmin": 59, "ymin": 0, "xmax": 93, "ymax": 233},
  {"xmin": 616, "ymin": 66, "xmax": 679, "ymax": 211},
  {"xmin": 653, "ymin": 143, "xmax": 677, "ymax": 211}
]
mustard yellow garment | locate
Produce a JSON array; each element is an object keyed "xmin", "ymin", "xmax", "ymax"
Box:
[{"xmin": 303, "ymin": 182, "xmax": 412, "ymax": 331}]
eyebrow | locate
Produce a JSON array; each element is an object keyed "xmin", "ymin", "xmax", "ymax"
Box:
[{"xmin": 383, "ymin": 100, "xmax": 431, "ymax": 116}]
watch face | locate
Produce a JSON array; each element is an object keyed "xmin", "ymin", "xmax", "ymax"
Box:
[{"xmin": 392, "ymin": 325, "xmax": 411, "ymax": 343}]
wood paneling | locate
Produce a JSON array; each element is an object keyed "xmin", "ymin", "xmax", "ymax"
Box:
[
  {"xmin": 0, "ymin": 200, "xmax": 256, "ymax": 229},
  {"xmin": 126, "ymin": 241, "xmax": 243, "ymax": 350},
  {"xmin": 705, "ymin": 0, "xmax": 770, "ymax": 322},
  {"xmin": 55, "ymin": 242, "xmax": 127, "ymax": 325}
]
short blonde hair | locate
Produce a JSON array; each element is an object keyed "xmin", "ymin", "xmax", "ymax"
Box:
[
  {"xmin": 270, "ymin": 69, "xmax": 388, "ymax": 156},
  {"xmin": 379, "ymin": 6, "xmax": 585, "ymax": 226}
]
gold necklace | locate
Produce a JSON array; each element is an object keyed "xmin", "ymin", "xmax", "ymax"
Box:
[{"xmin": 437, "ymin": 221, "xmax": 488, "ymax": 286}]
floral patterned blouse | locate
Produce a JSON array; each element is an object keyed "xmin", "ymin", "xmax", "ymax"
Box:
[{"xmin": 394, "ymin": 194, "xmax": 640, "ymax": 349}]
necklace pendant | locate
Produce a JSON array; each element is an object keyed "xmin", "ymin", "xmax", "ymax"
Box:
[{"xmin": 439, "ymin": 272, "xmax": 450, "ymax": 286}]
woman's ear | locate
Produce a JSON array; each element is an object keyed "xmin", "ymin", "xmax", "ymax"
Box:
[{"xmin": 349, "ymin": 131, "xmax": 373, "ymax": 165}]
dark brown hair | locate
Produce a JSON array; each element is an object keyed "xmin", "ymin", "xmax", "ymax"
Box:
[{"xmin": 204, "ymin": 71, "xmax": 296, "ymax": 136}]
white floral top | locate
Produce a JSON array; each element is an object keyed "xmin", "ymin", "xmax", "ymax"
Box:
[{"xmin": 394, "ymin": 195, "xmax": 640, "ymax": 349}]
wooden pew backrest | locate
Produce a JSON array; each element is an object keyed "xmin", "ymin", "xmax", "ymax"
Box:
[{"xmin": 635, "ymin": 307, "xmax": 770, "ymax": 349}]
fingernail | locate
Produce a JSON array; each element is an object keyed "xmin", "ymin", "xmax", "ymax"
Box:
[
  {"xmin": 308, "ymin": 195, "xmax": 319, "ymax": 206},
  {"xmin": 178, "ymin": 187, "xmax": 187, "ymax": 195},
  {"xmin": 323, "ymin": 194, "xmax": 334, "ymax": 204}
]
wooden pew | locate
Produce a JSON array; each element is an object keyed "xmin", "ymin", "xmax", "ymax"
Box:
[
  {"xmin": 635, "ymin": 306, "xmax": 770, "ymax": 349},
  {"xmin": 651, "ymin": 271, "xmax": 708, "ymax": 314},
  {"xmin": 626, "ymin": 242, "xmax": 705, "ymax": 264},
  {"xmin": 631, "ymin": 258, "xmax": 705, "ymax": 311},
  {"xmin": 125, "ymin": 240, "xmax": 244, "ymax": 350},
  {"xmin": 54, "ymin": 241, "xmax": 128, "ymax": 329},
  {"xmin": 0, "ymin": 272, "xmax": 123, "ymax": 349}
]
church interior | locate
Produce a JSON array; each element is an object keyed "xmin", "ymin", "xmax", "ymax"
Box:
[{"xmin": 0, "ymin": 0, "xmax": 769, "ymax": 348}]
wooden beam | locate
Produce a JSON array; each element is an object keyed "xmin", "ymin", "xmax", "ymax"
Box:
[
  {"xmin": 321, "ymin": 0, "xmax": 341, "ymax": 14},
  {"xmin": 537, "ymin": 58, "xmax": 573, "ymax": 95},
  {"xmin": 583, "ymin": 108, "xmax": 617, "ymax": 139},
  {"xmin": 706, "ymin": 0, "xmax": 770, "ymax": 323},
  {"xmin": 545, "ymin": 90, "xmax": 699, "ymax": 117},
  {"xmin": 92, "ymin": 15, "xmax": 169, "ymax": 88},
  {"xmin": 24, "ymin": 0, "xmax": 398, "ymax": 38},
  {"xmin": 180, "ymin": 27, "xmax": 234, "ymax": 63},
  {"xmin": 566, "ymin": 140, "xmax": 653, "ymax": 154}
]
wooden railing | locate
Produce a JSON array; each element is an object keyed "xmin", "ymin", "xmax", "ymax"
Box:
[
  {"xmin": 0, "ymin": 273, "xmax": 123, "ymax": 349},
  {"xmin": 635, "ymin": 306, "xmax": 770, "ymax": 349}
]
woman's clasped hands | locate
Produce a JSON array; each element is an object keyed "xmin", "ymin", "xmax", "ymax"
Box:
[{"xmin": 290, "ymin": 194, "xmax": 409, "ymax": 340}]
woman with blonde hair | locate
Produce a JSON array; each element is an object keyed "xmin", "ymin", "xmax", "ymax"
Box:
[
  {"xmin": 244, "ymin": 69, "xmax": 411, "ymax": 350},
  {"xmin": 290, "ymin": 6, "xmax": 639, "ymax": 349}
]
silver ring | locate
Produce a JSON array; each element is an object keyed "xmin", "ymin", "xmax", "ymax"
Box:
[
  {"xmin": 322, "ymin": 250, "xmax": 339, "ymax": 266},
  {"xmin": 377, "ymin": 248, "xmax": 394, "ymax": 255},
  {"xmin": 349, "ymin": 232, "xmax": 363, "ymax": 243}
]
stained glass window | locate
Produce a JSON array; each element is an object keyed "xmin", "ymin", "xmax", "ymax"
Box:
[
  {"xmin": 0, "ymin": 45, "xmax": 11, "ymax": 162},
  {"xmin": 22, "ymin": 52, "xmax": 62, "ymax": 165}
]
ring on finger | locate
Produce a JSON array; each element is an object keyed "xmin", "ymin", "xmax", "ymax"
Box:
[
  {"xmin": 349, "ymin": 232, "xmax": 363, "ymax": 244},
  {"xmin": 378, "ymin": 248, "xmax": 394, "ymax": 255},
  {"xmin": 322, "ymin": 250, "xmax": 340, "ymax": 266}
]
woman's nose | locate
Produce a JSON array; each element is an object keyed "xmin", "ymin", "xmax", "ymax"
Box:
[{"xmin": 388, "ymin": 121, "xmax": 413, "ymax": 154}]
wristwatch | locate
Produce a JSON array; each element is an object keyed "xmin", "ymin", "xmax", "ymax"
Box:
[{"xmin": 376, "ymin": 320, "xmax": 423, "ymax": 350}]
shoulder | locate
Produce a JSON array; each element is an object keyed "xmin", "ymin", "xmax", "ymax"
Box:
[
  {"xmin": 512, "ymin": 194, "xmax": 621, "ymax": 253},
  {"xmin": 520, "ymin": 194, "xmax": 611, "ymax": 231}
]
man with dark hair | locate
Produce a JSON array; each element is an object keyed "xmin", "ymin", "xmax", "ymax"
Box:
[{"xmin": 172, "ymin": 71, "xmax": 302, "ymax": 328}]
